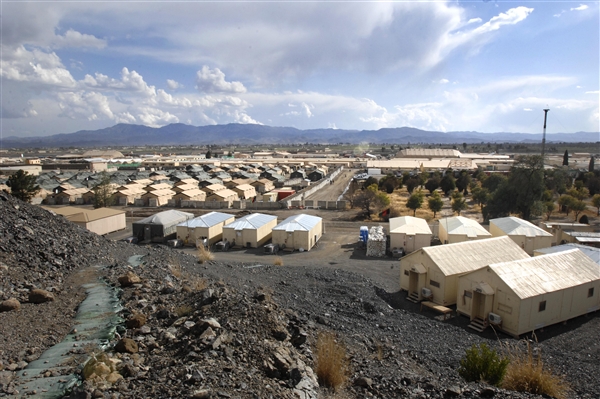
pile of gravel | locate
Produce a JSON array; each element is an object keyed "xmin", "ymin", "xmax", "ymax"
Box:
[{"xmin": 1, "ymin": 193, "xmax": 599, "ymax": 398}]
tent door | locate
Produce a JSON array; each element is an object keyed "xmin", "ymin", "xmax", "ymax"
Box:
[
  {"xmin": 472, "ymin": 291, "xmax": 486, "ymax": 321},
  {"xmin": 408, "ymin": 271, "xmax": 420, "ymax": 296},
  {"xmin": 144, "ymin": 226, "xmax": 151, "ymax": 241}
]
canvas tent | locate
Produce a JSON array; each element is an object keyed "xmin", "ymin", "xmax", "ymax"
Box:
[
  {"xmin": 222, "ymin": 213, "xmax": 277, "ymax": 248},
  {"xmin": 389, "ymin": 216, "xmax": 432, "ymax": 254},
  {"xmin": 457, "ymin": 249, "xmax": 600, "ymax": 336},
  {"xmin": 48, "ymin": 206, "xmax": 126, "ymax": 236},
  {"xmin": 133, "ymin": 210, "xmax": 194, "ymax": 242},
  {"xmin": 176, "ymin": 212, "xmax": 235, "ymax": 247},
  {"xmin": 399, "ymin": 236, "xmax": 530, "ymax": 305},
  {"xmin": 438, "ymin": 216, "xmax": 491, "ymax": 244},
  {"xmin": 271, "ymin": 214, "xmax": 323, "ymax": 251},
  {"xmin": 489, "ymin": 216, "xmax": 553, "ymax": 255},
  {"xmin": 534, "ymin": 243, "xmax": 600, "ymax": 265}
]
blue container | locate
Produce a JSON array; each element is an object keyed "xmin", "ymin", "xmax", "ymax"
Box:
[{"xmin": 359, "ymin": 226, "xmax": 369, "ymax": 242}]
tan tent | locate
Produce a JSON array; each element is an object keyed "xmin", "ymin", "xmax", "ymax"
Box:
[
  {"xmin": 438, "ymin": 216, "xmax": 491, "ymax": 244},
  {"xmin": 389, "ymin": 216, "xmax": 432, "ymax": 254},
  {"xmin": 490, "ymin": 216, "xmax": 553, "ymax": 255},
  {"xmin": 176, "ymin": 212, "xmax": 235, "ymax": 246},
  {"xmin": 48, "ymin": 206, "xmax": 126, "ymax": 236},
  {"xmin": 222, "ymin": 213, "xmax": 277, "ymax": 248},
  {"xmin": 271, "ymin": 214, "xmax": 322, "ymax": 251},
  {"xmin": 457, "ymin": 249, "xmax": 600, "ymax": 336},
  {"xmin": 399, "ymin": 237, "xmax": 529, "ymax": 305}
]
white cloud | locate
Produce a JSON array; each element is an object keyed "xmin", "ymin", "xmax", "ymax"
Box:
[
  {"xmin": 136, "ymin": 107, "xmax": 179, "ymax": 127},
  {"xmin": 83, "ymin": 68, "xmax": 156, "ymax": 97},
  {"xmin": 467, "ymin": 18, "xmax": 482, "ymax": 24},
  {"xmin": 438, "ymin": 79, "xmax": 450, "ymax": 84},
  {"xmin": 523, "ymin": 108, "xmax": 533, "ymax": 111},
  {"xmin": 585, "ymin": 90, "xmax": 599, "ymax": 94},
  {"xmin": 570, "ymin": 4, "xmax": 588, "ymax": 11},
  {"xmin": 0, "ymin": 46, "xmax": 76, "ymax": 88},
  {"xmin": 166, "ymin": 79, "xmax": 182, "ymax": 90},
  {"xmin": 471, "ymin": 7, "xmax": 533, "ymax": 34},
  {"xmin": 57, "ymin": 91, "xmax": 114, "ymax": 121},
  {"xmin": 52, "ymin": 29, "xmax": 106, "ymax": 49},
  {"xmin": 196, "ymin": 66, "xmax": 246, "ymax": 94}
]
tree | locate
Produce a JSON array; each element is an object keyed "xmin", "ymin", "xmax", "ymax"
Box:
[
  {"xmin": 406, "ymin": 190, "xmax": 424, "ymax": 216},
  {"xmin": 481, "ymin": 173, "xmax": 506, "ymax": 193},
  {"xmin": 592, "ymin": 194, "xmax": 600, "ymax": 216},
  {"xmin": 405, "ymin": 177, "xmax": 420, "ymax": 194},
  {"xmin": 455, "ymin": 171, "xmax": 471, "ymax": 193},
  {"xmin": 544, "ymin": 168, "xmax": 571, "ymax": 195},
  {"xmin": 451, "ymin": 191, "xmax": 468, "ymax": 215},
  {"xmin": 379, "ymin": 175, "xmax": 400, "ymax": 194},
  {"xmin": 7, "ymin": 170, "xmax": 40, "ymax": 203},
  {"xmin": 355, "ymin": 184, "xmax": 390, "ymax": 219},
  {"xmin": 425, "ymin": 176, "xmax": 441, "ymax": 194},
  {"xmin": 427, "ymin": 191, "xmax": 444, "ymax": 218},
  {"xmin": 205, "ymin": 150, "xmax": 212, "ymax": 159},
  {"xmin": 363, "ymin": 176, "xmax": 379, "ymax": 189},
  {"xmin": 440, "ymin": 174, "xmax": 456, "ymax": 196},
  {"xmin": 93, "ymin": 172, "xmax": 115, "ymax": 208},
  {"xmin": 589, "ymin": 156, "xmax": 595, "ymax": 172},
  {"xmin": 566, "ymin": 187, "xmax": 589, "ymax": 201},
  {"xmin": 562, "ymin": 150, "xmax": 569, "ymax": 166},
  {"xmin": 504, "ymin": 155, "xmax": 545, "ymax": 220},
  {"xmin": 543, "ymin": 201, "xmax": 555, "ymax": 221},
  {"xmin": 471, "ymin": 186, "xmax": 490, "ymax": 207},
  {"xmin": 462, "ymin": 142, "xmax": 467, "ymax": 152},
  {"xmin": 558, "ymin": 195, "xmax": 576, "ymax": 215},
  {"xmin": 570, "ymin": 199, "xmax": 587, "ymax": 221}
]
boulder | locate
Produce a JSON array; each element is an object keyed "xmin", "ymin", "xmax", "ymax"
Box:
[
  {"xmin": 118, "ymin": 271, "xmax": 141, "ymax": 287},
  {"xmin": 29, "ymin": 289, "xmax": 55, "ymax": 304},
  {"xmin": 0, "ymin": 298, "xmax": 21, "ymax": 312},
  {"xmin": 115, "ymin": 338, "xmax": 139, "ymax": 354},
  {"xmin": 126, "ymin": 314, "xmax": 147, "ymax": 329}
]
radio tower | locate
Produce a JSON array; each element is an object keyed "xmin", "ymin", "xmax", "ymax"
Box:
[{"xmin": 541, "ymin": 108, "xmax": 549, "ymax": 161}]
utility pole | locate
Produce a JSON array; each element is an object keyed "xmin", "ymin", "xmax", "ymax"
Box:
[{"xmin": 541, "ymin": 108, "xmax": 550, "ymax": 161}]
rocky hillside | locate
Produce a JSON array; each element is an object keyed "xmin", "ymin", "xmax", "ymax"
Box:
[{"xmin": 1, "ymin": 193, "xmax": 599, "ymax": 398}]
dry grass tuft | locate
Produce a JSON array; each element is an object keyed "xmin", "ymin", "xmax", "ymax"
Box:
[
  {"xmin": 183, "ymin": 276, "xmax": 208, "ymax": 292},
  {"xmin": 169, "ymin": 261, "xmax": 183, "ymax": 278},
  {"xmin": 273, "ymin": 256, "xmax": 284, "ymax": 266},
  {"xmin": 502, "ymin": 339, "xmax": 570, "ymax": 399},
  {"xmin": 197, "ymin": 244, "xmax": 215, "ymax": 264},
  {"xmin": 315, "ymin": 331, "xmax": 350, "ymax": 391},
  {"xmin": 175, "ymin": 304, "xmax": 193, "ymax": 317}
]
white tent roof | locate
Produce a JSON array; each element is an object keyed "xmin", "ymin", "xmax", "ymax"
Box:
[
  {"xmin": 535, "ymin": 243, "xmax": 600, "ymax": 265},
  {"xmin": 490, "ymin": 216, "xmax": 552, "ymax": 237},
  {"xmin": 389, "ymin": 216, "xmax": 432, "ymax": 236},
  {"xmin": 224, "ymin": 213, "xmax": 277, "ymax": 230},
  {"xmin": 136, "ymin": 210, "xmax": 194, "ymax": 226},
  {"xmin": 177, "ymin": 212, "xmax": 233, "ymax": 228},
  {"xmin": 489, "ymin": 249, "xmax": 600, "ymax": 299},
  {"xmin": 273, "ymin": 214, "xmax": 322, "ymax": 232},
  {"xmin": 412, "ymin": 236, "xmax": 530, "ymax": 276},
  {"xmin": 439, "ymin": 216, "xmax": 491, "ymax": 238}
]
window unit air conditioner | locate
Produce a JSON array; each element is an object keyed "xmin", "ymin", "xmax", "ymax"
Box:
[
  {"xmin": 488, "ymin": 313, "xmax": 502, "ymax": 324},
  {"xmin": 421, "ymin": 287, "xmax": 433, "ymax": 298}
]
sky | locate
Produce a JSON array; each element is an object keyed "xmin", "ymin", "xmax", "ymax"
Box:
[{"xmin": 1, "ymin": 1, "xmax": 599, "ymax": 138}]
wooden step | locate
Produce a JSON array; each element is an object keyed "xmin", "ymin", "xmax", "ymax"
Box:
[
  {"xmin": 468, "ymin": 318, "xmax": 487, "ymax": 332},
  {"xmin": 406, "ymin": 292, "xmax": 420, "ymax": 303}
]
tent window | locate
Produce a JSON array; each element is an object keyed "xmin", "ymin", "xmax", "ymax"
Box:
[
  {"xmin": 589, "ymin": 287, "xmax": 595, "ymax": 298},
  {"xmin": 404, "ymin": 270, "xmax": 409, "ymax": 276},
  {"xmin": 430, "ymin": 280, "xmax": 440, "ymax": 288},
  {"xmin": 464, "ymin": 290, "xmax": 472, "ymax": 298},
  {"xmin": 538, "ymin": 300, "xmax": 546, "ymax": 312}
]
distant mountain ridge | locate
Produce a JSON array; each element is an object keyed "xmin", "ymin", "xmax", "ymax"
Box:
[{"xmin": 2, "ymin": 123, "xmax": 599, "ymax": 148}]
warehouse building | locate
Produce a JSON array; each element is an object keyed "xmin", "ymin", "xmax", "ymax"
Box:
[
  {"xmin": 176, "ymin": 212, "xmax": 235, "ymax": 247},
  {"xmin": 271, "ymin": 214, "xmax": 323, "ymax": 252},
  {"xmin": 489, "ymin": 216, "xmax": 553, "ymax": 255},
  {"xmin": 457, "ymin": 249, "xmax": 600, "ymax": 336},
  {"xmin": 399, "ymin": 236, "xmax": 530, "ymax": 305},
  {"xmin": 438, "ymin": 216, "xmax": 491, "ymax": 244},
  {"xmin": 222, "ymin": 213, "xmax": 278, "ymax": 248}
]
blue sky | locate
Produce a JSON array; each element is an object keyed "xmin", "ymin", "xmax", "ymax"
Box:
[{"xmin": 1, "ymin": 1, "xmax": 598, "ymax": 138}]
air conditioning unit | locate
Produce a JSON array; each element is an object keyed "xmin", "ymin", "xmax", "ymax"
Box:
[
  {"xmin": 421, "ymin": 287, "xmax": 433, "ymax": 298},
  {"xmin": 488, "ymin": 313, "xmax": 502, "ymax": 324}
]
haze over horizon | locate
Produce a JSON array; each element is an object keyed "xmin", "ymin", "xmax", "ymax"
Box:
[{"xmin": 1, "ymin": 1, "xmax": 598, "ymax": 138}]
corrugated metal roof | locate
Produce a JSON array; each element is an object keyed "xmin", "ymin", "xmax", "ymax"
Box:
[
  {"xmin": 177, "ymin": 212, "xmax": 234, "ymax": 228},
  {"xmin": 414, "ymin": 236, "xmax": 530, "ymax": 276},
  {"xmin": 491, "ymin": 217, "xmax": 552, "ymax": 237},
  {"xmin": 389, "ymin": 216, "xmax": 432, "ymax": 235},
  {"xmin": 489, "ymin": 249, "xmax": 600, "ymax": 299},
  {"xmin": 439, "ymin": 216, "xmax": 491, "ymax": 238},
  {"xmin": 273, "ymin": 214, "xmax": 322, "ymax": 232},
  {"xmin": 136, "ymin": 210, "xmax": 194, "ymax": 226},
  {"xmin": 224, "ymin": 213, "xmax": 277, "ymax": 230},
  {"xmin": 535, "ymin": 243, "xmax": 600, "ymax": 265}
]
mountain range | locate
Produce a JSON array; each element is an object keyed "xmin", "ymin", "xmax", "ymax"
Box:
[{"xmin": 2, "ymin": 123, "xmax": 599, "ymax": 148}]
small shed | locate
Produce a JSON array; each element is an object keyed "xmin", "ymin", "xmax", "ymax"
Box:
[
  {"xmin": 222, "ymin": 213, "xmax": 278, "ymax": 248},
  {"xmin": 271, "ymin": 214, "xmax": 323, "ymax": 252},
  {"xmin": 176, "ymin": 212, "xmax": 235, "ymax": 246},
  {"xmin": 49, "ymin": 206, "xmax": 126, "ymax": 236},
  {"xmin": 457, "ymin": 249, "xmax": 600, "ymax": 337},
  {"xmin": 133, "ymin": 210, "xmax": 194, "ymax": 242},
  {"xmin": 438, "ymin": 216, "xmax": 491, "ymax": 244},
  {"xmin": 139, "ymin": 188, "xmax": 175, "ymax": 207},
  {"xmin": 389, "ymin": 216, "xmax": 432, "ymax": 254},
  {"xmin": 489, "ymin": 216, "xmax": 553, "ymax": 255},
  {"xmin": 399, "ymin": 236, "xmax": 529, "ymax": 305}
]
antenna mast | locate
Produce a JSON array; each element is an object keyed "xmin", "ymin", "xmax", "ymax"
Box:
[{"xmin": 541, "ymin": 108, "xmax": 549, "ymax": 160}]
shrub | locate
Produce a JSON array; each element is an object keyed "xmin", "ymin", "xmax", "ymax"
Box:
[
  {"xmin": 502, "ymin": 340, "xmax": 569, "ymax": 399},
  {"xmin": 315, "ymin": 331, "xmax": 350, "ymax": 391},
  {"xmin": 273, "ymin": 256, "xmax": 283, "ymax": 266},
  {"xmin": 458, "ymin": 343, "xmax": 509, "ymax": 386},
  {"xmin": 197, "ymin": 244, "xmax": 215, "ymax": 264}
]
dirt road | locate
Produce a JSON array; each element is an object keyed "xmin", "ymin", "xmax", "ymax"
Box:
[{"xmin": 304, "ymin": 168, "xmax": 358, "ymax": 201}]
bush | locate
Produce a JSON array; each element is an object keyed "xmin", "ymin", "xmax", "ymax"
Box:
[
  {"xmin": 315, "ymin": 331, "xmax": 350, "ymax": 391},
  {"xmin": 502, "ymin": 340, "xmax": 569, "ymax": 399},
  {"xmin": 273, "ymin": 256, "xmax": 283, "ymax": 266},
  {"xmin": 458, "ymin": 343, "xmax": 509, "ymax": 386},
  {"xmin": 197, "ymin": 244, "xmax": 215, "ymax": 264}
]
